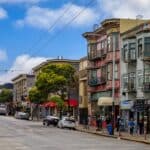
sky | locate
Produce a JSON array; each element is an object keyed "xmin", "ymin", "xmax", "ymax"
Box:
[{"xmin": 0, "ymin": 0, "xmax": 149, "ymax": 83}]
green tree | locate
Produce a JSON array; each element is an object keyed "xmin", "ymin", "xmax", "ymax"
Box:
[
  {"xmin": 49, "ymin": 95, "xmax": 65, "ymax": 118},
  {"xmin": 29, "ymin": 86, "xmax": 44, "ymax": 104},
  {"xmin": 36, "ymin": 64, "xmax": 76, "ymax": 100},
  {"xmin": 29, "ymin": 86, "xmax": 44, "ymax": 120},
  {"xmin": 0, "ymin": 89, "xmax": 13, "ymax": 103}
]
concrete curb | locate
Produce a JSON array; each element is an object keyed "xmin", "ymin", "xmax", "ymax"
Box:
[{"xmin": 76, "ymin": 128, "xmax": 150, "ymax": 145}]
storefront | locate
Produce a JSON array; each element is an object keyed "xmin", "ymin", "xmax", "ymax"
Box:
[
  {"xmin": 120, "ymin": 100, "xmax": 134, "ymax": 130},
  {"xmin": 97, "ymin": 97, "xmax": 119, "ymax": 127}
]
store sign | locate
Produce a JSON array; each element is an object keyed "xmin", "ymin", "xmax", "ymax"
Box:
[
  {"xmin": 134, "ymin": 100, "xmax": 145, "ymax": 112},
  {"xmin": 120, "ymin": 100, "xmax": 133, "ymax": 110}
]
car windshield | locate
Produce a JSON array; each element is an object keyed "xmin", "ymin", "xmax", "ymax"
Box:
[{"xmin": 65, "ymin": 118, "xmax": 75, "ymax": 122}]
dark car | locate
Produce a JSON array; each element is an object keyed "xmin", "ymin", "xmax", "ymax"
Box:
[{"xmin": 43, "ymin": 116, "xmax": 59, "ymax": 126}]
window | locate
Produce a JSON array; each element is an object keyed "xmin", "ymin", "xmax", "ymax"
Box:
[
  {"xmin": 123, "ymin": 44, "xmax": 128, "ymax": 62},
  {"xmin": 129, "ymin": 43, "xmax": 136, "ymax": 60},
  {"xmin": 114, "ymin": 63, "xmax": 118, "ymax": 79},
  {"xmin": 113, "ymin": 33, "xmax": 119, "ymax": 51},
  {"xmin": 138, "ymin": 38, "xmax": 143, "ymax": 58},
  {"xmin": 144, "ymin": 37, "xmax": 150, "ymax": 57},
  {"xmin": 101, "ymin": 66, "xmax": 107, "ymax": 82},
  {"xmin": 107, "ymin": 36, "xmax": 111, "ymax": 52},
  {"xmin": 137, "ymin": 70, "xmax": 143, "ymax": 88},
  {"xmin": 122, "ymin": 74, "xmax": 128, "ymax": 90},
  {"xmin": 107, "ymin": 63, "xmax": 112, "ymax": 80},
  {"xmin": 128, "ymin": 73, "xmax": 136, "ymax": 90}
]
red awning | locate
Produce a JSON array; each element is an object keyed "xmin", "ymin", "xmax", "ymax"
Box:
[
  {"xmin": 67, "ymin": 99, "xmax": 78, "ymax": 107},
  {"xmin": 42, "ymin": 102, "xmax": 56, "ymax": 107}
]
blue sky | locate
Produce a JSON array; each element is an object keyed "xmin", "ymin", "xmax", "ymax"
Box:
[{"xmin": 0, "ymin": 0, "xmax": 149, "ymax": 83}]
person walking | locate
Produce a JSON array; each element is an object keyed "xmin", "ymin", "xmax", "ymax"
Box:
[{"xmin": 128, "ymin": 118, "xmax": 135, "ymax": 135}]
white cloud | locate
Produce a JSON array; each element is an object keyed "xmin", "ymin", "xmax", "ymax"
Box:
[
  {"xmin": 0, "ymin": 49, "xmax": 7, "ymax": 61},
  {"xmin": 98, "ymin": 0, "xmax": 150, "ymax": 19},
  {"xmin": 0, "ymin": 7, "xmax": 7, "ymax": 19},
  {"xmin": 16, "ymin": 3, "xmax": 98, "ymax": 30},
  {"xmin": 0, "ymin": 0, "xmax": 42, "ymax": 4},
  {"xmin": 0, "ymin": 54, "xmax": 47, "ymax": 83}
]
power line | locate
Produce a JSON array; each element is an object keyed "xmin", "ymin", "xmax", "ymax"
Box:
[
  {"xmin": 22, "ymin": 0, "xmax": 76, "ymax": 55},
  {"xmin": 30, "ymin": 0, "xmax": 95, "ymax": 57}
]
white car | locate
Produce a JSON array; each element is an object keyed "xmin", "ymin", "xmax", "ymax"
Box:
[
  {"xmin": 15, "ymin": 112, "xmax": 29, "ymax": 120},
  {"xmin": 58, "ymin": 117, "xmax": 76, "ymax": 129},
  {"xmin": 0, "ymin": 104, "xmax": 7, "ymax": 115}
]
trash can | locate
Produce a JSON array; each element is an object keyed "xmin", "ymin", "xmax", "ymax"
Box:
[{"xmin": 107, "ymin": 124, "xmax": 113, "ymax": 135}]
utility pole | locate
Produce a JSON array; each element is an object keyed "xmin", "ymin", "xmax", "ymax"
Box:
[{"xmin": 112, "ymin": 33, "xmax": 116, "ymax": 135}]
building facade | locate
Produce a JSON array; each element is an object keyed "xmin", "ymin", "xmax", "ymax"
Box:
[
  {"xmin": 12, "ymin": 74, "xmax": 35, "ymax": 103},
  {"xmin": 121, "ymin": 22, "xmax": 150, "ymax": 133},
  {"xmin": 79, "ymin": 57, "xmax": 88, "ymax": 124},
  {"xmin": 32, "ymin": 58, "xmax": 80, "ymax": 117},
  {"xmin": 83, "ymin": 18, "xmax": 149, "ymax": 124}
]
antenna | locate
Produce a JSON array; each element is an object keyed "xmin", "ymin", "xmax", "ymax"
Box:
[{"xmin": 93, "ymin": 24, "xmax": 99, "ymax": 31}]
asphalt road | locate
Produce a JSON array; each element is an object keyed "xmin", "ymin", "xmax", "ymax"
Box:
[{"xmin": 0, "ymin": 116, "xmax": 149, "ymax": 150}]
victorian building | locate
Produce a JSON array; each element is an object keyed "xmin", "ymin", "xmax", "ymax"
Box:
[
  {"xmin": 121, "ymin": 22, "xmax": 150, "ymax": 133},
  {"xmin": 83, "ymin": 18, "xmax": 148, "ymax": 125}
]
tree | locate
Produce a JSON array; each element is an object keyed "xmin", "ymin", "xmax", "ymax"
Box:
[
  {"xmin": 29, "ymin": 86, "xmax": 44, "ymax": 104},
  {"xmin": 36, "ymin": 64, "xmax": 76, "ymax": 100},
  {"xmin": 49, "ymin": 95, "xmax": 65, "ymax": 118},
  {"xmin": 29, "ymin": 86, "xmax": 44, "ymax": 120},
  {"xmin": 0, "ymin": 89, "xmax": 13, "ymax": 103}
]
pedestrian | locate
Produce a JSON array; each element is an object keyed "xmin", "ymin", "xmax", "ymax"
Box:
[
  {"xmin": 128, "ymin": 118, "xmax": 135, "ymax": 135},
  {"xmin": 138, "ymin": 119, "xmax": 144, "ymax": 135},
  {"xmin": 116, "ymin": 116, "xmax": 121, "ymax": 132},
  {"xmin": 96, "ymin": 116, "xmax": 102, "ymax": 131}
]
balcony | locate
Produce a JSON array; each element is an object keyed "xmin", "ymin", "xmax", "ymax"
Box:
[
  {"xmin": 106, "ymin": 51, "xmax": 120, "ymax": 63},
  {"xmin": 88, "ymin": 51, "xmax": 101, "ymax": 60},
  {"xmin": 88, "ymin": 78, "xmax": 101, "ymax": 86},
  {"xmin": 88, "ymin": 76, "xmax": 106, "ymax": 87},
  {"xmin": 143, "ymin": 83, "xmax": 150, "ymax": 92}
]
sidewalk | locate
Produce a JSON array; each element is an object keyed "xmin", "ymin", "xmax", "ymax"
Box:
[{"xmin": 76, "ymin": 125, "xmax": 150, "ymax": 144}]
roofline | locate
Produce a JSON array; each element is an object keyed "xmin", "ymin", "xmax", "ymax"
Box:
[
  {"xmin": 12, "ymin": 74, "xmax": 35, "ymax": 82},
  {"xmin": 32, "ymin": 59, "xmax": 80, "ymax": 71},
  {"xmin": 121, "ymin": 20, "xmax": 150, "ymax": 37}
]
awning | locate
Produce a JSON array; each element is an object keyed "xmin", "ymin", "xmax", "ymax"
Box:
[
  {"xmin": 42, "ymin": 102, "xmax": 56, "ymax": 107},
  {"xmin": 66, "ymin": 99, "xmax": 78, "ymax": 107},
  {"xmin": 98, "ymin": 97, "xmax": 113, "ymax": 106}
]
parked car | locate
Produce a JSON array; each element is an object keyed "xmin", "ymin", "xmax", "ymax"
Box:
[
  {"xmin": 0, "ymin": 104, "xmax": 7, "ymax": 115},
  {"xmin": 43, "ymin": 115, "xmax": 59, "ymax": 126},
  {"xmin": 58, "ymin": 116, "xmax": 76, "ymax": 129},
  {"xmin": 15, "ymin": 112, "xmax": 30, "ymax": 120}
]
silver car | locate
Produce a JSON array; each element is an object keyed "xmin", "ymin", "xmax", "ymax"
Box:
[
  {"xmin": 0, "ymin": 104, "xmax": 7, "ymax": 115},
  {"xmin": 58, "ymin": 117, "xmax": 76, "ymax": 129},
  {"xmin": 15, "ymin": 112, "xmax": 30, "ymax": 120}
]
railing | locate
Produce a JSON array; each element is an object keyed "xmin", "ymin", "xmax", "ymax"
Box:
[
  {"xmin": 88, "ymin": 76, "xmax": 106, "ymax": 86},
  {"xmin": 88, "ymin": 51, "xmax": 101, "ymax": 60}
]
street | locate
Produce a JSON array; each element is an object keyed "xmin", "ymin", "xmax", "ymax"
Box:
[{"xmin": 0, "ymin": 116, "xmax": 149, "ymax": 150}]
